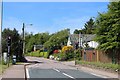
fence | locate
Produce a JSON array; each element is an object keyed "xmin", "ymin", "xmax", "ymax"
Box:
[{"xmin": 81, "ymin": 49, "xmax": 112, "ymax": 63}]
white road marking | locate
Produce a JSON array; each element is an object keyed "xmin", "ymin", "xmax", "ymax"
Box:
[
  {"xmin": 62, "ymin": 73, "xmax": 75, "ymax": 79},
  {"xmin": 53, "ymin": 68, "xmax": 60, "ymax": 72},
  {"xmin": 91, "ymin": 73, "xmax": 108, "ymax": 78},
  {"xmin": 26, "ymin": 68, "xmax": 30, "ymax": 78}
]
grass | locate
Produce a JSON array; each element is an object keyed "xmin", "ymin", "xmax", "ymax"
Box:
[
  {"xmin": 0, "ymin": 61, "xmax": 12, "ymax": 75},
  {"xmin": 76, "ymin": 60, "xmax": 119, "ymax": 71}
]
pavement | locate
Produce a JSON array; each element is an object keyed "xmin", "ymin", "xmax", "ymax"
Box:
[
  {"xmin": 0, "ymin": 63, "xmax": 28, "ymax": 80},
  {"xmin": 0, "ymin": 56, "xmax": 119, "ymax": 80}
]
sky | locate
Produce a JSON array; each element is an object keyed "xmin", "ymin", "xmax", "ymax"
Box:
[{"xmin": 2, "ymin": 2, "xmax": 109, "ymax": 34}]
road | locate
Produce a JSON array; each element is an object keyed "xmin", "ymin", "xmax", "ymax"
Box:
[{"xmin": 26, "ymin": 57, "xmax": 108, "ymax": 80}]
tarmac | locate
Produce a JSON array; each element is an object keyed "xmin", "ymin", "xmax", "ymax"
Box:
[{"xmin": 0, "ymin": 57, "xmax": 119, "ymax": 80}]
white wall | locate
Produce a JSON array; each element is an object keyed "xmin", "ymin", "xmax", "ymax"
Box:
[{"xmin": 88, "ymin": 41, "xmax": 99, "ymax": 48}]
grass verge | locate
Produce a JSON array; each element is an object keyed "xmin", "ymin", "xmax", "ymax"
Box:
[
  {"xmin": 0, "ymin": 62, "xmax": 12, "ymax": 75},
  {"xmin": 76, "ymin": 60, "xmax": 119, "ymax": 72}
]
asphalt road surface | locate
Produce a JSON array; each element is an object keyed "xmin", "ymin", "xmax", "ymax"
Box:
[{"xmin": 26, "ymin": 57, "xmax": 108, "ymax": 80}]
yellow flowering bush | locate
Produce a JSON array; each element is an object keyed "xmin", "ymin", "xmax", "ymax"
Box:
[{"xmin": 62, "ymin": 46, "xmax": 73, "ymax": 52}]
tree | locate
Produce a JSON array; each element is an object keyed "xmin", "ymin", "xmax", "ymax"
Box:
[
  {"xmin": 84, "ymin": 18, "xmax": 95, "ymax": 34},
  {"xmin": 2, "ymin": 28, "xmax": 22, "ymax": 61},
  {"xmin": 44, "ymin": 29, "xmax": 69, "ymax": 50},
  {"xmin": 74, "ymin": 29, "xmax": 80, "ymax": 34},
  {"xmin": 25, "ymin": 32, "xmax": 50, "ymax": 52},
  {"xmin": 73, "ymin": 18, "xmax": 95, "ymax": 34},
  {"xmin": 95, "ymin": 2, "xmax": 120, "ymax": 63}
]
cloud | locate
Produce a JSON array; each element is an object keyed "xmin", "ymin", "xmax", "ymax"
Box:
[
  {"xmin": 3, "ymin": 16, "xmax": 91, "ymax": 34},
  {"xmin": 50, "ymin": 16, "xmax": 90, "ymax": 34},
  {"xmin": 3, "ymin": 17, "xmax": 39, "ymax": 34}
]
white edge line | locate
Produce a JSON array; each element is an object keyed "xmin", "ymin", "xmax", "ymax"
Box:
[
  {"xmin": 62, "ymin": 73, "xmax": 75, "ymax": 79},
  {"xmin": 53, "ymin": 68, "xmax": 60, "ymax": 72},
  {"xmin": 90, "ymin": 73, "xmax": 108, "ymax": 78},
  {"xmin": 26, "ymin": 68, "xmax": 30, "ymax": 78}
]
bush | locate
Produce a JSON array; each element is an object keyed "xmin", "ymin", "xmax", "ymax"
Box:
[
  {"xmin": 65, "ymin": 52, "xmax": 74, "ymax": 60},
  {"xmin": 26, "ymin": 50, "xmax": 45, "ymax": 57},
  {"xmin": 62, "ymin": 46, "xmax": 73, "ymax": 52},
  {"xmin": 43, "ymin": 52, "xmax": 49, "ymax": 58},
  {"xmin": 58, "ymin": 53, "xmax": 67, "ymax": 61},
  {"xmin": 74, "ymin": 49, "xmax": 82, "ymax": 60}
]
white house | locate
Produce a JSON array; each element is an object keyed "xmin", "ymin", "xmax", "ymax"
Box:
[{"xmin": 67, "ymin": 34, "xmax": 99, "ymax": 49}]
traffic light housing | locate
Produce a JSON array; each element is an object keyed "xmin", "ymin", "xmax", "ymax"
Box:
[
  {"xmin": 75, "ymin": 42, "xmax": 79, "ymax": 49},
  {"xmin": 7, "ymin": 37, "xmax": 11, "ymax": 46}
]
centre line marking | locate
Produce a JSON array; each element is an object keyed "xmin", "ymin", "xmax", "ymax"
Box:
[
  {"xmin": 53, "ymin": 68, "xmax": 60, "ymax": 72},
  {"xmin": 62, "ymin": 73, "xmax": 75, "ymax": 79}
]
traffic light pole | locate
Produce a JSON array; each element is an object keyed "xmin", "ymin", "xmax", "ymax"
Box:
[
  {"xmin": 7, "ymin": 46, "xmax": 10, "ymax": 67},
  {"xmin": 22, "ymin": 23, "xmax": 25, "ymax": 56},
  {"xmin": 7, "ymin": 36, "xmax": 11, "ymax": 67}
]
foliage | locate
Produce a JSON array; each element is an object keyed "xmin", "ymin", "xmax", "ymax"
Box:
[
  {"xmin": 26, "ymin": 50, "xmax": 48, "ymax": 57},
  {"xmin": 25, "ymin": 32, "xmax": 50, "ymax": 52},
  {"xmin": 44, "ymin": 29, "xmax": 69, "ymax": 50},
  {"xmin": 2, "ymin": 28, "xmax": 23, "ymax": 61},
  {"xmin": 53, "ymin": 50, "xmax": 59, "ymax": 54},
  {"xmin": 2, "ymin": 28, "xmax": 20, "ymax": 53},
  {"xmin": 95, "ymin": 2, "xmax": 120, "ymax": 63},
  {"xmin": 62, "ymin": 46, "xmax": 73, "ymax": 52},
  {"xmin": 61, "ymin": 46, "xmax": 74, "ymax": 60},
  {"xmin": 73, "ymin": 18, "xmax": 95, "ymax": 34},
  {"xmin": 74, "ymin": 49, "xmax": 82, "ymax": 60},
  {"xmin": 76, "ymin": 61, "xmax": 118, "ymax": 71},
  {"xmin": 43, "ymin": 52, "xmax": 49, "ymax": 58},
  {"xmin": 58, "ymin": 53, "xmax": 67, "ymax": 61}
]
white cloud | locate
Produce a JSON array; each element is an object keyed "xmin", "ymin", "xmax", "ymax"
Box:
[
  {"xmin": 50, "ymin": 16, "xmax": 90, "ymax": 34},
  {"xmin": 3, "ymin": 17, "xmax": 39, "ymax": 34},
  {"xmin": 3, "ymin": 16, "xmax": 91, "ymax": 34}
]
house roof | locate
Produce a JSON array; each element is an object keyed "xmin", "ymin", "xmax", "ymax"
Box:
[
  {"xmin": 69, "ymin": 34, "xmax": 96, "ymax": 44},
  {"xmin": 81, "ymin": 34, "xmax": 96, "ymax": 42}
]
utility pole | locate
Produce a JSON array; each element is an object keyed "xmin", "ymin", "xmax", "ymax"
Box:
[
  {"xmin": 22, "ymin": 23, "xmax": 25, "ymax": 56},
  {"xmin": 22, "ymin": 23, "xmax": 32, "ymax": 56}
]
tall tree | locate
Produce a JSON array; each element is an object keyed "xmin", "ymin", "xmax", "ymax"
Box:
[
  {"xmin": 2, "ymin": 28, "xmax": 22, "ymax": 61},
  {"xmin": 84, "ymin": 18, "xmax": 95, "ymax": 34},
  {"xmin": 95, "ymin": 2, "xmax": 120, "ymax": 63},
  {"xmin": 44, "ymin": 29, "xmax": 69, "ymax": 50},
  {"xmin": 25, "ymin": 32, "xmax": 50, "ymax": 52},
  {"xmin": 73, "ymin": 29, "xmax": 80, "ymax": 34},
  {"xmin": 73, "ymin": 18, "xmax": 95, "ymax": 34}
]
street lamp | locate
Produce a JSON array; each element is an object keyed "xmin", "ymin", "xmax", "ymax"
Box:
[{"xmin": 22, "ymin": 23, "xmax": 33, "ymax": 56}]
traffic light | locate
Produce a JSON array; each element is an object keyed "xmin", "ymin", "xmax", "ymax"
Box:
[
  {"xmin": 75, "ymin": 42, "xmax": 79, "ymax": 49},
  {"xmin": 7, "ymin": 36, "xmax": 11, "ymax": 46}
]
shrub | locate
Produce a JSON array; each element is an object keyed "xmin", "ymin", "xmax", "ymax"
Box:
[
  {"xmin": 26, "ymin": 50, "xmax": 45, "ymax": 57},
  {"xmin": 62, "ymin": 46, "xmax": 73, "ymax": 52},
  {"xmin": 74, "ymin": 49, "xmax": 82, "ymax": 60},
  {"xmin": 58, "ymin": 53, "xmax": 67, "ymax": 61},
  {"xmin": 43, "ymin": 52, "xmax": 49, "ymax": 58},
  {"xmin": 53, "ymin": 50, "xmax": 59, "ymax": 54}
]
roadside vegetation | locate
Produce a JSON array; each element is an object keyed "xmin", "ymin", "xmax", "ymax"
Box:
[
  {"xmin": 76, "ymin": 60, "xmax": 119, "ymax": 72},
  {"xmin": 1, "ymin": 2, "xmax": 119, "ymax": 73},
  {"xmin": 25, "ymin": 50, "xmax": 49, "ymax": 58},
  {"xmin": 0, "ymin": 60, "xmax": 12, "ymax": 74}
]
